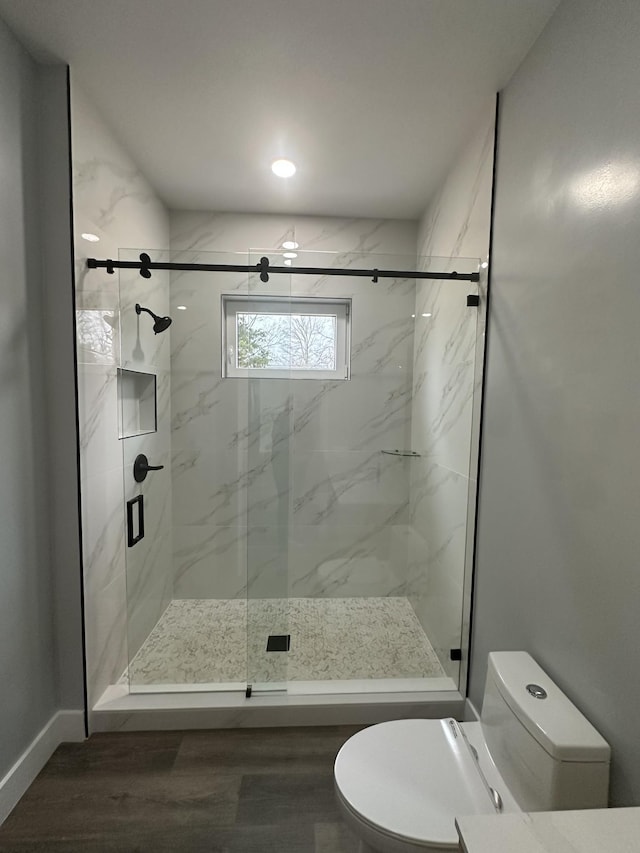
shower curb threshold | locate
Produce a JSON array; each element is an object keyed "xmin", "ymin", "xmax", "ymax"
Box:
[{"xmin": 90, "ymin": 684, "xmax": 465, "ymax": 732}]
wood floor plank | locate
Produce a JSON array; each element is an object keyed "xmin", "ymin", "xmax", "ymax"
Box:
[
  {"xmin": 41, "ymin": 731, "xmax": 183, "ymax": 777},
  {"xmin": 226, "ymin": 823, "xmax": 316, "ymax": 852},
  {"xmin": 314, "ymin": 821, "xmax": 361, "ymax": 852},
  {"xmin": 0, "ymin": 726, "xmax": 362, "ymax": 852},
  {"xmin": 235, "ymin": 773, "xmax": 340, "ymax": 826},
  {"xmin": 0, "ymin": 773, "xmax": 241, "ymax": 840},
  {"xmin": 0, "ymin": 827, "xmax": 232, "ymax": 853},
  {"xmin": 173, "ymin": 725, "xmax": 364, "ymax": 776}
]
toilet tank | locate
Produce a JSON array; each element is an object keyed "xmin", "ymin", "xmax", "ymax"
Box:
[{"xmin": 481, "ymin": 652, "xmax": 610, "ymax": 811}]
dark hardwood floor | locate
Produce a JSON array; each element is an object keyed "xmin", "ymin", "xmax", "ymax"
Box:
[{"xmin": 0, "ymin": 726, "xmax": 364, "ymax": 852}]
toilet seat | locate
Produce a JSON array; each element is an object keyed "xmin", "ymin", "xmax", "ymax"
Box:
[{"xmin": 334, "ymin": 719, "xmax": 496, "ymax": 850}]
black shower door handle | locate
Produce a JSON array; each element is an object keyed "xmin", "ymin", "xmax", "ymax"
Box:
[{"xmin": 133, "ymin": 453, "xmax": 164, "ymax": 483}]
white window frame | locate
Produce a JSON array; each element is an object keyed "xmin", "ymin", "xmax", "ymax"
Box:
[{"xmin": 222, "ymin": 294, "xmax": 351, "ymax": 380}]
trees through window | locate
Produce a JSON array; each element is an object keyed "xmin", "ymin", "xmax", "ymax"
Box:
[{"xmin": 223, "ymin": 296, "xmax": 350, "ymax": 380}]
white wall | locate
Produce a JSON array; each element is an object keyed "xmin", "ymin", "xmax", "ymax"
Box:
[
  {"xmin": 72, "ymin": 82, "xmax": 172, "ymax": 708},
  {"xmin": 0, "ymin": 19, "xmax": 84, "ymax": 784},
  {"xmin": 471, "ymin": 0, "xmax": 640, "ymax": 806},
  {"xmin": 409, "ymin": 116, "xmax": 494, "ymax": 679},
  {"xmin": 0, "ymin": 12, "xmax": 56, "ymax": 777},
  {"xmin": 38, "ymin": 65, "xmax": 85, "ymax": 717},
  {"xmin": 169, "ymin": 213, "xmax": 418, "ymax": 602}
]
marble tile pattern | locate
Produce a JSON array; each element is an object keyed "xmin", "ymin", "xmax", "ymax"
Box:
[
  {"xmin": 409, "ymin": 116, "xmax": 494, "ymax": 680},
  {"xmin": 72, "ymin": 80, "xmax": 173, "ymax": 710},
  {"xmin": 167, "ymin": 213, "xmax": 423, "ymax": 608},
  {"xmin": 126, "ymin": 597, "xmax": 445, "ymax": 686}
]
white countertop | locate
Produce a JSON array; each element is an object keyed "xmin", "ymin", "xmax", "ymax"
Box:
[{"xmin": 456, "ymin": 808, "xmax": 640, "ymax": 853}]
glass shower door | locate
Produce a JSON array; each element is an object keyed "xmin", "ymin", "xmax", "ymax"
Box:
[
  {"xmin": 121, "ymin": 248, "xmax": 254, "ymax": 692},
  {"xmin": 243, "ymin": 253, "xmax": 293, "ymax": 694},
  {"xmin": 115, "ymin": 242, "xmax": 482, "ymax": 697}
]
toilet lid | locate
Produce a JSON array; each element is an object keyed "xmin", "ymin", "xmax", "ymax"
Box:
[{"xmin": 335, "ymin": 719, "xmax": 495, "ymax": 848}]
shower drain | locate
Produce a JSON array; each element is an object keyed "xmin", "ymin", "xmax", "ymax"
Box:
[{"xmin": 266, "ymin": 634, "xmax": 291, "ymax": 652}]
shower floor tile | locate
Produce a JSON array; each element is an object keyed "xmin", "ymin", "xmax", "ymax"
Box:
[{"xmin": 126, "ymin": 597, "xmax": 445, "ymax": 687}]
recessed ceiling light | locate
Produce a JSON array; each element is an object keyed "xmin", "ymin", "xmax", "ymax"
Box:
[
  {"xmin": 411, "ymin": 314, "xmax": 416, "ymax": 318},
  {"xmin": 176, "ymin": 305, "xmax": 187, "ymax": 310},
  {"xmin": 284, "ymin": 259, "xmax": 292, "ymax": 266},
  {"xmin": 81, "ymin": 232, "xmax": 100, "ymax": 242},
  {"xmin": 272, "ymin": 159, "xmax": 296, "ymax": 178},
  {"xmin": 422, "ymin": 313, "xmax": 432, "ymax": 318},
  {"xmin": 481, "ymin": 261, "xmax": 488, "ymax": 269},
  {"xmin": 283, "ymin": 252, "xmax": 298, "ymax": 259},
  {"xmin": 282, "ymin": 241, "xmax": 299, "ymax": 250}
]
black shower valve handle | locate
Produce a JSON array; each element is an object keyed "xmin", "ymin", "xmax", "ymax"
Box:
[{"xmin": 133, "ymin": 453, "xmax": 164, "ymax": 483}]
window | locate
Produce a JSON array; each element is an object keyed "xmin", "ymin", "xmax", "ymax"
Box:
[{"xmin": 222, "ymin": 295, "xmax": 351, "ymax": 379}]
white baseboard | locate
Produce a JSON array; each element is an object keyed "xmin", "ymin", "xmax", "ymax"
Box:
[{"xmin": 0, "ymin": 710, "xmax": 85, "ymax": 826}]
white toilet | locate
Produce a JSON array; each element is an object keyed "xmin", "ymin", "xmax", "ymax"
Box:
[{"xmin": 334, "ymin": 652, "xmax": 610, "ymax": 852}]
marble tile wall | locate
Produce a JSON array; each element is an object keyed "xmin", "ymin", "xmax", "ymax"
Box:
[
  {"xmin": 168, "ymin": 213, "xmax": 419, "ymax": 603},
  {"xmin": 71, "ymin": 81, "xmax": 172, "ymax": 708},
  {"xmin": 408, "ymin": 113, "xmax": 495, "ymax": 680}
]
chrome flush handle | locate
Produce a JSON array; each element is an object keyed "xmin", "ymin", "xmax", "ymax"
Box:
[{"xmin": 489, "ymin": 787, "xmax": 504, "ymax": 812}]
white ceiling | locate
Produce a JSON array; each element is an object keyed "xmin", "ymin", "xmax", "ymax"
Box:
[{"xmin": 0, "ymin": 0, "xmax": 559, "ymax": 219}]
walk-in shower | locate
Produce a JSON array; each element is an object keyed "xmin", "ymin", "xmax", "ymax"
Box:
[{"xmin": 87, "ymin": 245, "xmax": 484, "ymax": 704}]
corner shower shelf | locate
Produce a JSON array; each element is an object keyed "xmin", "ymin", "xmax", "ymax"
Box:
[{"xmin": 381, "ymin": 449, "xmax": 422, "ymax": 457}]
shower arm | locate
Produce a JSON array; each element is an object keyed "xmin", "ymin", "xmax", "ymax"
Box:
[
  {"xmin": 87, "ymin": 253, "xmax": 480, "ymax": 284},
  {"xmin": 135, "ymin": 304, "xmax": 157, "ymax": 320}
]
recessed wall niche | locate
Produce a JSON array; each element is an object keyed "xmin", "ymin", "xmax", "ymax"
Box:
[{"xmin": 117, "ymin": 369, "xmax": 157, "ymax": 438}]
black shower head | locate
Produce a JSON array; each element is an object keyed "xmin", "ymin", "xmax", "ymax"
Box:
[
  {"xmin": 153, "ymin": 315, "xmax": 172, "ymax": 334},
  {"xmin": 135, "ymin": 303, "xmax": 172, "ymax": 334}
]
